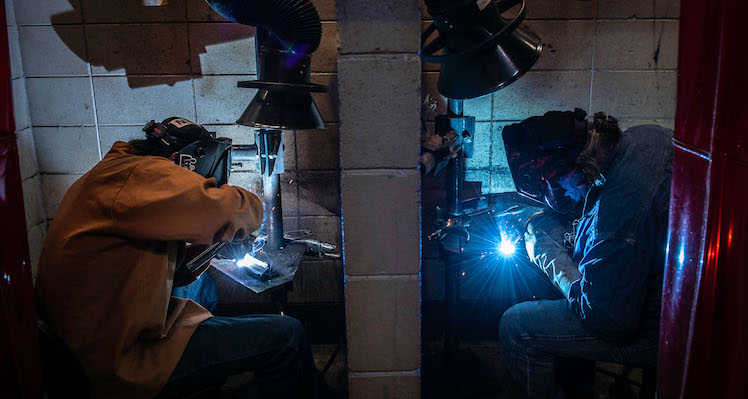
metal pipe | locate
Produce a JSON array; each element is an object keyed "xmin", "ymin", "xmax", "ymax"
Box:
[
  {"xmin": 448, "ymin": 98, "xmax": 463, "ymax": 117},
  {"xmin": 446, "ymin": 157, "xmax": 464, "ymax": 217},
  {"xmin": 262, "ymin": 173, "xmax": 285, "ymax": 251},
  {"xmin": 445, "ymin": 99, "xmax": 465, "ymax": 217},
  {"xmin": 232, "ymin": 144, "xmax": 259, "ymax": 163}
]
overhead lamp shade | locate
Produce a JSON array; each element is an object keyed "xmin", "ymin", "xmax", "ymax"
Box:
[
  {"xmin": 437, "ymin": 25, "xmax": 542, "ymax": 100},
  {"xmin": 421, "ymin": 0, "xmax": 542, "ymax": 100},
  {"xmin": 237, "ymin": 43, "xmax": 328, "ymax": 130}
]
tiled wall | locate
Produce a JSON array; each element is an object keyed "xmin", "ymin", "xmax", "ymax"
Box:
[
  {"xmin": 337, "ymin": 1, "xmax": 422, "ymax": 396},
  {"xmin": 9, "ymin": 0, "xmax": 343, "ymax": 292},
  {"xmin": 6, "ymin": 0, "xmax": 45, "ymax": 277},
  {"xmin": 423, "ymin": 0, "xmax": 680, "ymax": 195},
  {"xmin": 421, "ymin": 0, "xmax": 680, "ymax": 303}
]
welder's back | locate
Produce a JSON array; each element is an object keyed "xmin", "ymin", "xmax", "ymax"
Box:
[{"xmin": 35, "ymin": 142, "xmax": 263, "ymax": 399}]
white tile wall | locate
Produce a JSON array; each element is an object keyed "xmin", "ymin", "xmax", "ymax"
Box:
[
  {"xmin": 8, "ymin": 25, "xmax": 22, "ymax": 78},
  {"xmin": 525, "ymin": 0, "xmax": 597, "ymax": 19},
  {"xmin": 464, "ymin": 122, "xmax": 492, "ymax": 170},
  {"xmin": 34, "ymin": 127, "xmax": 100, "ymax": 173},
  {"xmin": 20, "ymin": 25, "xmax": 87, "ymax": 76},
  {"xmin": 41, "ymin": 174, "xmax": 82, "ymax": 219},
  {"xmin": 93, "ymin": 76, "xmax": 195, "ymax": 124},
  {"xmin": 188, "ymin": 23, "xmax": 256, "ymax": 75},
  {"xmin": 27, "ymin": 222, "xmax": 47, "ymax": 279},
  {"xmin": 16, "ymin": 128, "xmax": 39, "ymax": 180},
  {"xmin": 193, "ymin": 75, "xmax": 257, "ymax": 124},
  {"xmin": 22, "ymin": 176, "xmax": 45, "ymax": 228},
  {"xmin": 491, "ymin": 71, "xmax": 592, "ymax": 120},
  {"xmin": 591, "ymin": 71, "xmax": 676, "ymax": 118},
  {"xmin": 97, "ymin": 125, "xmax": 147, "ymax": 155},
  {"xmin": 598, "ymin": 0, "xmax": 654, "ymax": 19},
  {"xmin": 80, "ymin": 0, "xmax": 186, "ymax": 23},
  {"xmin": 5, "ymin": 0, "xmax": 15, "ymax": 26},
  {"xmin": 87, "ymin": 24, "xmax": 190, "ymax": 75},
  {"xmin": 527, "ymin": 20, "xmax": 595, "ymax": 70},
  {"xmin": 12, "ymin": 77, "xmax": 30, "ymax": 129},
  {"xmin": 12, "ymin": 0, "xmax": 81, "ymax": 25},
  {"xmin": 26, "ymin": 77, "xmax": 95, "ymax": 125},
  {"xmin": 595, "ymin": 21, "xmax": 658, "ymax": 69}
]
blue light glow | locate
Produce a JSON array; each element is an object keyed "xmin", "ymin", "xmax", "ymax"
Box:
[
  {"xmin": 499, "ymin": 239, "xmax": 516, "ymax": 256},
  {"xmin": 678, "ymin": 246, "xmax": 685, "ymax": 265}
]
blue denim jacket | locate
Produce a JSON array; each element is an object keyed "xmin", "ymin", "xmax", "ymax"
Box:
[{"xmin": 568, "ymin": 125, "xmax": 673, "ymax": 342}]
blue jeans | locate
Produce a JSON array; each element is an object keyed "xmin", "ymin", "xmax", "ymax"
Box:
[
  {"xmin": 499, "ymin": 299, "xmax": 657, "ymax": 399},
  {"xmin": 165, "ymin": 275, "xmax": 318, "ymax": 398},
  {"xmin": 171, "ymin": 273, "xmax": 219, "ymax": 313}
]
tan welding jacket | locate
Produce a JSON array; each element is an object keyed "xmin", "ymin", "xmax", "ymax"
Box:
[{"xmin": 35, "ymin": 142, "xmax": 263, "ymax": 398}]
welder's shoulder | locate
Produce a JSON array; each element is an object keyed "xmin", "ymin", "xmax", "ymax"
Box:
[
  {"xmin": 612, "ymin": 124, "xmax": 673, "ymax": 173},
  {"xmin": 622, "ymin": 124, "xmax": 673, "ymax": 153}
]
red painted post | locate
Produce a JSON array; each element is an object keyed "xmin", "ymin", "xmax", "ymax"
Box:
[
  {"xmin": 659, "ymin": 0, "xmax": 748, "ymax": 397},
  {"xmin": 0, "ymin": 1, "xmax": 43, "ymax": 397}
]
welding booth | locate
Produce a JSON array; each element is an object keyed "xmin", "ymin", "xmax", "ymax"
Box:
[{"xmin": 2, "ymin": 0, "xmax": 748, "ymax": 397}]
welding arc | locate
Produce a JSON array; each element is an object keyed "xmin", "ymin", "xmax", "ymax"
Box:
[{"xmin": 204, "ymin": 0, "xmax": 322, "ymax": 52}]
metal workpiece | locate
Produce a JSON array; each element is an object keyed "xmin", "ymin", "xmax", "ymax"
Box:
[
  {"xmin": 262, "ymin": 173, "xmax": 285, "ymax": 251},
  {"xmin": 241, "ymin": 129, "xmax": 287, "ymax": 251},
  {"xmin": 255, "ymin": 129, "xmax": 285, "ymax": 176}
]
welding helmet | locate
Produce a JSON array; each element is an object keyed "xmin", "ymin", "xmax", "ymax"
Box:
[
  {"xmin": 502, "ymin": 109, "xmax": 589, "ymax": 215},
  {"xmin": 143, "ymin": 117, "xmax": 233, "ymax": 186}
]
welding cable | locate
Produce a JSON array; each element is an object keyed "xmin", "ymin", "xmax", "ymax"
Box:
[
  {"xmin": 321, "ymin": 332, "xmax": 346, "ymax": 376},
  {"xmin": 522, "ymin": 209, "xmax": 550, "ymax": 234}
]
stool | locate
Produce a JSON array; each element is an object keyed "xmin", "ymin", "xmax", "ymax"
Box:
[
  {"xmin": 597, "ymin": 362, "xmax": 656, "ymax": 399},
  {"xmin": 38, "ymin": 320, "xmax": 224, "ymax": 399}
]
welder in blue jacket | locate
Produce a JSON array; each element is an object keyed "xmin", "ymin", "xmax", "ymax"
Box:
[{"xmin": 498, "ymin": 109, "xmax": 672, "ymax": 398}]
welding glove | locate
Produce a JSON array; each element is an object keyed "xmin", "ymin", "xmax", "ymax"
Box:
[{"xmin": 524, "ymin": 221, "xmax": 582, "ymax": 298}]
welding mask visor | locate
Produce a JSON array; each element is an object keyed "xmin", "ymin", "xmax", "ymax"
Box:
[
  {"xmin": 502, "ymin": 109, "xmax": 589, "ymax": 214},
  {"xmin": 177, "ymin": 138, "xmax": 233, "ymax": 187},
  {"xmin": 145, "ymin": 117, "xmax": 233, "ymax": 187}
]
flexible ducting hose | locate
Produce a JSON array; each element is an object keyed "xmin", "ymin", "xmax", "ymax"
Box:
[{"xmin": 204, "ymin": 0, "xmax": 322, "ymax": 53}]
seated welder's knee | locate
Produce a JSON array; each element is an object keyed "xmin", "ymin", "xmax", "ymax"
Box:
[
  {"xmin": 273, "ymin": 315, "xmax": 308, "ymax": 351},
  {"xmin": 499, "ymin": 301, "xmax": 531, "ymax": 351}
]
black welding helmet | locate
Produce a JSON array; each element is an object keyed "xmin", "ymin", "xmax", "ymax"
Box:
[
  {"xmin": 143, "ymin": 117, "xmax": 233, "ymax": 186},
  {"xmin": 502, "ymin": 108, "xmax": 589, "ymax": 214}
]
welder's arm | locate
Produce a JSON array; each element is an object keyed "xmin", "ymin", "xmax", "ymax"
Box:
[
  {"xmin": 566, "ymin": 239, "xmax": 649, "ymax": 341},
  {"xmin": 525, "ymin": 225, "xmax": 582, "ymax": 298},
  {"xmin": 112, "ymin": 160, "xmax": 263, "ymax": 245}
]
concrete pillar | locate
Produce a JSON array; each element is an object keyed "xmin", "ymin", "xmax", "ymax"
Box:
[{"xmin": 336, "ymin": 1, "xmax": 422, "ymax": 397}]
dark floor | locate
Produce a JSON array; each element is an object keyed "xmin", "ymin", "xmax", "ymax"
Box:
[
  {"xmin": 216, "ymin": 344, "xmax": 347, "ymax": 398},
  {"xmin": 423, "ymin": 341, "xmax": 645, "ymax": 399}
]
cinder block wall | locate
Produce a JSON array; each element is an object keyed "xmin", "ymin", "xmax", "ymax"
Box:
[
  {"xmin": 336, "ymin": 1, "xmax": 423, "ymax": 397},
  {"xmin": 9, "ymin": 0, "xmax": 343, "ymax": 297},
  {"xmin": 5, "ymin": 0, "xmax": 45, "ymax": 276},
  {"xmin": 422, "ymin": 0, "xmax": 680, "ymax": 303}
]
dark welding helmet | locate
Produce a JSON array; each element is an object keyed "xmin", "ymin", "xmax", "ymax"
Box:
[
  {"xmin": 143, "ymin": 117, "xmax": 233, "ymax": 186},
  {"xmin": 502, "ymin": 109, "xmax": 589, "ymax": 214}
]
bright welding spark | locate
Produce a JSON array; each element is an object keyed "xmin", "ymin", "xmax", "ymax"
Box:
[
  {"xmin": 236, "ymin": 253, "xmax": 269, "ymax": 269},
  {"xmin": 498, "ymin": 239, "xmax": 516, "ymax": 256}
]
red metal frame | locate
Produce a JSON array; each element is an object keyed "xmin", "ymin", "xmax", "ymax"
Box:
[
  {"xmin": 0, "ymin": 1, "xmax": 43, "ymax": 397},
  {"xmin": 659, "ymin": 0, "xmax": 748, "ymax": 397}
]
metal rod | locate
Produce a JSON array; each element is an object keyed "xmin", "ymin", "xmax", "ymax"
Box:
[
  {"xmin": 262, "ymin": 173, "xmax": 284, "ymax": 251},
  {"xmin": 445, "ymin": 156, "xmax": 464, "ymax": 217}
]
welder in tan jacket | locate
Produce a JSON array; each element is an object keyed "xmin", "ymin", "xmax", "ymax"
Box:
[{"xmin": 36, "ymin": 118, "xmax": 322, "ymax": 398}]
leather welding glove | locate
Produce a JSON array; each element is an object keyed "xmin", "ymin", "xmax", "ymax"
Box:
[{"xmin": 524, "ymin": 221, "xmax": 582, "ymax": 298}]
